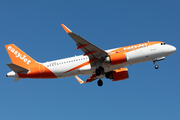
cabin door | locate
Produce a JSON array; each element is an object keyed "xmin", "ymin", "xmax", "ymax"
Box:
[{"xmin": 39, "ymin": 64, "xmax": 45, "ymax": 73}]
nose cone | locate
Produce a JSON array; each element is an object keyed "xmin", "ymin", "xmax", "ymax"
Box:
[{"xmin": 169, "ymin": 45, "xmax": 176, "ymax": 54}]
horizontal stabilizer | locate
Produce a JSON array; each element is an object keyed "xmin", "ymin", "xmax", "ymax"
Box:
[
  {"xmin": 7, "ymin": 63, "xmax": 29, "ymax": 73},
  {"xmin": 14, "ymin": 77, "xmax": 21, "ymax": 81}
]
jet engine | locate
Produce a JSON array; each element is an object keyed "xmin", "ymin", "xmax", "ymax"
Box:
[
  {"xmin": 105, "ymin": 68, "xmax": 129, "ymax": 81},
  {"xmin": 105, "ymin": 52, "xmax": 127, "ymax": 65}
]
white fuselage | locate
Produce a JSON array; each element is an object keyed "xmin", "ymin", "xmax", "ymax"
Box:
[{"xmin": 42, "ymin": 43, "xmax": 176, "ymax": 78}]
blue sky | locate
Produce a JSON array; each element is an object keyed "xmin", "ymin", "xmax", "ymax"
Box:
[{"xmin": 0, "ymin": 0, "xmax": 180, "ymax": 120}]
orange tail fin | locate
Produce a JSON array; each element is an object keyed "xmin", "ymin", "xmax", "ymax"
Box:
[{"xmin": 5, "ymin": 44, "xmax": 37, "ymax": 69}]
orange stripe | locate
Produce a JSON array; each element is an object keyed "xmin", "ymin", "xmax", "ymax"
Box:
[
  {"xmin": 64, "ymin": 58, "xmax": 98, "ymax": 74},
  {"xmin": 109, "ymin": 41, "xmax": 163, "ymax": 53},
  {"xmin": 18, "ymin": 64, "xmax": 57, "ymax": 79}
]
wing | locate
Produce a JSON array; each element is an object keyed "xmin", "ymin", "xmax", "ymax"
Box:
[
  {"xmin": 61, "ymin": 24, "xmax": 108, "ymax": 62},
  {"xmin": 84, "ymin": 74, "xmax": 98, "ymax": 83}
]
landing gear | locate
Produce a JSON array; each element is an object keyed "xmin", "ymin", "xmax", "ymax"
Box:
[
  {"xmin": 155, "ymin": 65, "xmax": 159, "ymax": 69},
  {"xmin": 97, "ymin": 79, "xmax": 103, "ymax": 86},
  {"xmin": 95, "ymin": 66, "xmax": 104, "ymax": 76},
  {"xmin": 153, "ymin": 61, "xmax": 159, "ymax": 69},
  {"xmin": 153, "ymin": 57, "xmax": 165, "ymax": 69},
  {"xmin": 95, "ymin": 66, "xmax": 105, "ymax": 86}
]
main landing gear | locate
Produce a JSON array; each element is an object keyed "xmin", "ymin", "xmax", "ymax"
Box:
[
  {"xmin": 97, "ymin": 79, "xmax": 103, "ymax": 86},
  {"xmin": 95, "ymin": 66, "xmax": 104, "ymax": 76},
  {"xmin": 95, "ymin": 66, "xmax": 105, "ymax": 87}
]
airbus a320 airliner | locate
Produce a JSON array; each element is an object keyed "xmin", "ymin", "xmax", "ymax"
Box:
[{"xmin": 5, "ymin": 24, "xmax": 176, "ymax": 86}]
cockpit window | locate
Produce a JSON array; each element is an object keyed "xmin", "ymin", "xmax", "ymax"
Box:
[{"xmin": 161, "ymin": 43, "xmax": 166, "ymax": 45}]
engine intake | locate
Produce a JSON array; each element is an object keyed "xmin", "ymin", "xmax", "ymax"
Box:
[{"xmin": 105, "ymin": 68, "xmax": 129, "ymax": 81}]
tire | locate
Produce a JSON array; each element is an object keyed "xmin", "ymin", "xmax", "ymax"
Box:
[
  {"xmin": 97, "ymin": 79, "xmax": 103, "ymax": 86},
  {"xmin": 155, "ymin": 65, "xmax": 159, "ymax": 69}
]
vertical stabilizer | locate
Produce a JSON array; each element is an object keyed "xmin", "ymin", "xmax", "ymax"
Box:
[{"xmin": 5, "ymin": 44, "xmax": 37, "ymax": 69}]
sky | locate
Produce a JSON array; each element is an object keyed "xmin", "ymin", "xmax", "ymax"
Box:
[{"xmin": 0, "ymin": 0, "xmax": 180, "ymax": 120}]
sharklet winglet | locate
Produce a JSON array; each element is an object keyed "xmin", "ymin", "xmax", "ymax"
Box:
[
  {"xmin": 74, "ymin": 75, "xmax": 84, "ymax": 84},
  {"xmin": 61, "ymin": 24, "xmax": 72, "ymax": 34}
]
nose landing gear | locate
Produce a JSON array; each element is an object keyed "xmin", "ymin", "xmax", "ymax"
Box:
[
  {"xmin": 153, "ymin": 57, "xmax": 165, "ymax": 69},
  {"xmin": 155, "ymin": 64, "xmax": 159, "ymax": 69},
  {"xmin": 153, "ymin": 61, "xmax": 159, "ymax": 69}
]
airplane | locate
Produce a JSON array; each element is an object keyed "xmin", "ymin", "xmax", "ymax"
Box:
[{"xmin": 5, "ymin": 24, "xmax": 176, "ymax": 86}]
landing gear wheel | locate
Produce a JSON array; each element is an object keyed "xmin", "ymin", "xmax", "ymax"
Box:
[
  {"xmin": 155, "ymin": 65, "xmax": 159, "ymax": 69},
  {"xmin": 153, "ymin": 61, "xmax": 159, "ymax": 69},
  {"xmin": 97, "ymin": 79, "xmax": 103, "ymax": 86}
]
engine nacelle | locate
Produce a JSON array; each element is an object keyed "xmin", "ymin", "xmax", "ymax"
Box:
[
  {"xmin": 105, "ymin": 68, "xmax": 129, "ymax": 81},
  {"xmin": 105, "ymin": 52, "xmax": 127, "ymax": 65}
]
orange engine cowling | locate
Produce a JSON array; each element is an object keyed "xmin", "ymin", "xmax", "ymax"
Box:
[
  {"xmin": 105, "ymin": 68, "xmax": 129, "ymax": 81},
  {"xmin": 105, "ymin": 52, "xmax": 127, "ymax": 65}
]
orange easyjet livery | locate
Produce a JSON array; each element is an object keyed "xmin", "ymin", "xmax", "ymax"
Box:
[{"xmin": 5, "ymin": 24, "xmax": 176, "ymax": 86}]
